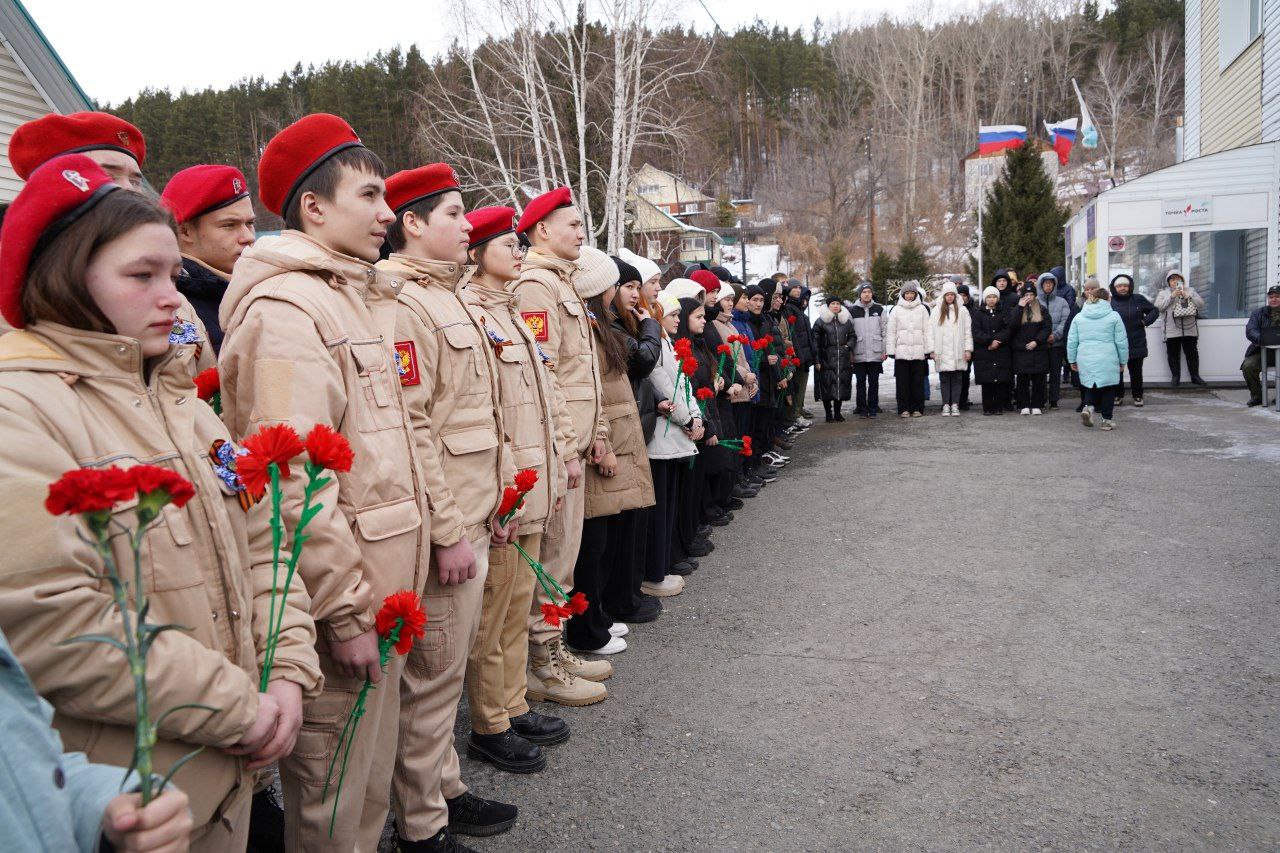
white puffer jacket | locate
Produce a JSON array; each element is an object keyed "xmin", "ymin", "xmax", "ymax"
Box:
[
  {"xmin": 886, "ymin": 297, "xmax": 932, "ymax": 361},
  {"xmin": 929, "ymin": 305, "xmax": 974, "ymax": 371},
  {"xmin": 645, "ymin": 336, "xmax": 698, "ymax": 461}
]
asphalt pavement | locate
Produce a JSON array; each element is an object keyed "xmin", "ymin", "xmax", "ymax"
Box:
[{"xmin": 444, "ymin": 386, "xmax": 1280, "ymax": 851}]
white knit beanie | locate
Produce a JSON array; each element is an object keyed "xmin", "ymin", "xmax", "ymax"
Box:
[
  {"xmin": 656, "ymin": 290, "xmax": 682, "ymax": 317},
  {"xmin": 715, "ymin": 281, "xmax": 735, "ymax": 303},
  {"xmin": 573, "ymin": 246, "xmax": 620, "ymax": 299},
  {"xmin": 663, "ymin": 277, "xmax": 703, "ymax": 302},
  {"xmin": 617, "ymin": 247, "xmax": 661, "ymax": 285},
  {"xmin": 982, "ymin": 286, "xmax": 999, "ymax": 300},
  {"xmin": 941, "ymin": 281, "xmax": 957, "ymax": 297}
]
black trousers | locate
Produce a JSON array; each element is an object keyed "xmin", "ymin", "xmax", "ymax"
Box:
[
  {"xmin": 958, "ymin": 364, "xmax": 971, "ymax": 407},
  {"xmin": 939, "ymin": 370, "xmax": 964, "ymax": 405},
  {"xmin": 749, "ymin": 405, "xmax": 773, "ymax": 471},
  {"xmin": 1083, "ymin": 384, "xmax": 1117, "ymax": 419},
  {"xmin": 601, "ymin": 508, "xmax": 647, "ymax": 621},
  {"xmin": 1015, "ymin": 373, "xmax": 1047, "ymax": 409},
  {"xmin": 980, "ymin": 381, "xmax": 1007, "ymax": 413},
  {"xmin": 894, "ymin": 359, "xmax": 927, "ymax": 413},
  {"xmin": 1116, "ymin": 357, "xmax": 1146, "ymax": 399},
  {"xmin": 565, "ymin": 516, "xmax": 612, "ymax": 651},
  {"xmin": 644, "ymin": 459, "xmax": 680, "ymax": 583},
  {"xmin": 854, "ymin": 362, "xmax": 882, "ymax": 413},
  {"xmin": 1166, "ymin": 337, "xmax": 1200, "ymax": 380},
  {"xmin": 672, "ymin": 453, "xmax": 704, "ymax": 564},
  {"xmin": 1047, "ymin": 347, "xmax": 1065, "ymax": 403}
]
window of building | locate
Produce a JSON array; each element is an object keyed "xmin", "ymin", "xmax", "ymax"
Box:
[
  {"xmin": 637, "ymin": 183, "xmax": 661, "ymax": 195},
  {"xmin": 1107, "ymin": 233, "xmax": 1183, "ymax": 302},
  {"xmin": 683, "ymin": 236, "xmax": 708, "ymax": 252},
  {"xmin": 1220, "ymin": 0, "xmax": 1263, "ymax": 69},
  {"xmin": 1188, "ymin": 228, "xmax": 1267, "ymax": 319},
  {"xmin": 680, "ymin": 202, "xmax": 703, "ymax": 214},
  {"xmin": 646, "ymin": 238, "xmax": 662, "ymax": 260}
]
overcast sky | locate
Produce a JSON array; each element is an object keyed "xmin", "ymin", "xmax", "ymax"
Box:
[{"xmin": 25, "ymin": 0, "xmax": 960, "ymax": 105}]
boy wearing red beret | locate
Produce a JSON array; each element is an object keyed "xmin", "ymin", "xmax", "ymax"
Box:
[
  {"xmin": 513, "ymin": 189, "xmax": 615, "ymax": 702},
  {"xmin": 161, "ymin": 164, "xmax": 256, "ymax": 354},
  {"xmin": 216, "ymin": 114, "xmax": 430, "ymax": 851},
  {"xmin": 374, "ymin": 164, "xmax": 519, "ymax": 852}
]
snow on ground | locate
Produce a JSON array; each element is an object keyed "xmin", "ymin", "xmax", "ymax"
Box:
[{"xmin": 720, "ymin": 242, "xmax": 788, "ymax": 283}]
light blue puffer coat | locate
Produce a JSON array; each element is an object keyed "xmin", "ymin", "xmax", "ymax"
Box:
[{"xmin": 1067, "ymin": 300, "xmax": 1129, "ymax": 389}]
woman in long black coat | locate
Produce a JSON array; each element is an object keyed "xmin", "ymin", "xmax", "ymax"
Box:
[
  {"xmin": 1008, "ymin": 283, "xmax": 1052, "ymax": 413},
  {"xmin": 971, "ymin": 286, "xmax": 1013, "ymax": 415},
  {"xmin": 1108, "ymin": 273, "xmax": 1159, "ymax": 406},
  {"xmin": 812, "ymin": 296, "xmax": 856, "ymax": 421}
]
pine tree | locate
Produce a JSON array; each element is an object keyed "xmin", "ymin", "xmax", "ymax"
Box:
[
  {"xmin": 970, "ymin": 143, "xmax": 1069, "ymax": 284},
  {"xmin": 868, "ymin": 249, "xmax": 897, "ymax": 304},
  {"xmin": 895, "ymin": 239, "xmax": 930, "ymax": 282},
  {"xmin": 821, "ymin": 244, "xmax": 859, "ymax": 303},
  {"xmin": 715, "ymin": 196, "xmax": 738, "ymax": 229}
]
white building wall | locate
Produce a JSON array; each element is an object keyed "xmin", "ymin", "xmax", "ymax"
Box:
[
  {"xmin": 1186, "ymin": 0, "xmax": 1203, "ymax": 158},
  {"xmin": 1263, "ymin": 0, "xmax": 1280, "ymax": 142},
  {"xmin": 0, "ymin": 38, "xmax": 54, "ymax": 201}
]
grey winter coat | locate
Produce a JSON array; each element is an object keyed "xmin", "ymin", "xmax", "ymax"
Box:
[
  {"xmin": 1036, "ymin": 273, "xmax": 1070, "ymax": 346},
  {"xmin": 813, "ymin": 306, "xmax": 855, "ymax": 401},
  {"xmin": 1153, "ymin": 270, "xmax": 1205, "ymax": 339},
  {"xmin": 849, "ymin": 301, "xmax": 887, "ymax": 362}
]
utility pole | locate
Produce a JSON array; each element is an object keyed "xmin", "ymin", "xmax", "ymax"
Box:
[
  {"xmin": 739, "ymin": 219, "xmax": 747, "ymax": 283},
  {"xmin": 865, "ymin": 129, "xmax": 876, "ymax": 269}
]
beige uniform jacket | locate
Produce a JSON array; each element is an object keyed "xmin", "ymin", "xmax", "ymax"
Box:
[
  {"xmin": 219, "ymin": 231, "xmax": 427, "ymax": 643},
  {"xmin": 0, "ymin": 322, "xmax": 320, "ymax": 828},
  {"xmin": 584, "ymin": 359, "xmax": 656, "ymax": 520},
  {"xmin": 462, "ymin": 281, "xmax": 574, "ymax": 536},
  {"xmin": 512, "ymin": 250, "xmax": 607, "ymax": 457},
  {"xmin": 378, "ymin": 255, "xmax": 508, "ymax": 548}
]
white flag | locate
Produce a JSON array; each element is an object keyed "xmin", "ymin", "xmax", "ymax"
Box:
[{"xmin": 1072, "ymin": 78, "xmax": 1099, "ymax": 149}]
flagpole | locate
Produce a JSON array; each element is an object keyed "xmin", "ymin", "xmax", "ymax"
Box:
[{"xmin": 977, "ymin": 176, "xmax": 984, "ymax": 295}]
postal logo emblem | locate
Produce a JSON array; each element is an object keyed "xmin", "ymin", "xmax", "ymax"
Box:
[
  {"xmin": 394, "ymin": 340, "xmax": 420, "ymax": 386},
  {"xmin": 61, "ymin": 169, "xmax": 90, "ymax": 192},
  {"xmin": 521, "ymin": 311, "xmax": 549, "ymax": 342}
]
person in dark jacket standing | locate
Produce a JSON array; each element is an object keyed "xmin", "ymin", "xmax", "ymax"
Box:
[
  {"xmin": 813, "ymin": 296, "xmax": 856, "ymax": 421},
  {"xmin": 971, "ymin": 286, "xmax": 1013, "ymax": 414},
  {"xmin": 1242, "ymin": 284, "xmax": 1280, "ymax": 406},
  {"xmin": 782, "ymin": 281, "xmax": 816, "ymax": 422},
  {"xmin": 992, "ymin": 269, "xmax": 1019, "ymax": 409},
  {"xmin": 956, "ymin": 285, "xmax": 975, "ymax": 409},
  {"xmin": 1037, "ymin": 272, "xmax": 1070, "ymax": 409},
  {"xmin": 160, "ymin": 164, "xmax": 257, "ymax": 354},
  {"xmin": 849, "ymin": 282, "xmax": 887, "ymax": 417},
  {"xmin": 1009, "ymin": 282, "xmax": 1051, "ymax": 414},
  {"xmin": 1109, "ymin": 273, "xmax": 1159, "ymax": 407}
]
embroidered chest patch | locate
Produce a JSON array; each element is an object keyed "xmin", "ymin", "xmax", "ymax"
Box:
[
  {"xmin": 521, "ymin": 311, "xmax": 549, "ymax": 342},
  {"xmin": 169, "ymin": 319, "xmax": 201, "ymax": 345},
  {"xmin": 394, "ymin": 340, "xmax": 421, "ymax": 386},
  {"xmin": 208, "ymin": 439, "xmax": 258, "ymax": 512}
]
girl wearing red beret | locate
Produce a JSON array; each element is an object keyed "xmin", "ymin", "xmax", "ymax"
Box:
[{"xmin": 0, "ymin": 155, "xmax": 321, "ymax": 851}]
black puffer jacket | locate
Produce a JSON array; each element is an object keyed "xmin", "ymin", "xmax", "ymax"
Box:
[
  {"xmin": 613, "ymin": 314, "xmax": 663, "ymax": 398},
  {"xmin": 1108, "ymin": 275, "xmax": 1158, "ymax": 359},
  {"xmin": 1008, "ymin": 300, "xmax": 1052, "ymax": 374},
  {"xmin": 177, "ymin": 256, "xmax": 229, "ymax": 354},
  {"xmin": 783, "ymin": 297, "xmax": 815, "ymax": 368},
  {"xmin": 970, "ymin": 304, "xmax": 1013, "ymax": 384},
  {"xmin": 813, "ymin": 306, "xmax": 855, "ymax": 401}
]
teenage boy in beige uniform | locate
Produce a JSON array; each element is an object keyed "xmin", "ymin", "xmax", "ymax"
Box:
[
  {"xmin": 512, "ymin": 188, "xmax": 613, "ymax": 703},
  {"xmin": 375, "ymin": 165, "xmax": 520, "ymax": 852},
  {"xmin": 218, "ymin": 114, "xmax": 429, "ymax": 852}
]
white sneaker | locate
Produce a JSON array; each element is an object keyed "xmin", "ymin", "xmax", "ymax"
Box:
[
  {"xmin": 568, "ymin": 636, "xmax": 627, "ymax": 655},
  {"xmin": 640, "ymin": 575, "xmax": 685, "ymax": 597},
  {"xmin": 1031, "ymin": 408, "xmax": 1042, "ymax": 415},
  {"xmin": 952, "ymin": 404, "xmax": 961, "ymax": 416},
  {"xmin": 1020, "ymin": 408, "xmax": 1031, "ymax": 416},
  {"xmin": 608, "ymin": 622, "xmax": 630, "ymax": 638},
  {"xmin": 1081, "ymin": 406, "xmax": 1094, "ymax": 428}
]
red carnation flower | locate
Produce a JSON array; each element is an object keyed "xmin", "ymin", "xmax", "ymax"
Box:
[
  {"xmin": 681, "ymin": 358, "xmax": 698, "ymax": 376},
  {"xmin": 567, "ymin": 592, "xmax": 588, "ymax": 615},
  {"xmin": 304, "ymin": 424, "xmax": 354, "ymax": 472},
  {"xmin": 130, "ymin": 465, "xmax": 196, "ymax": 509},
  {"xmin": 45, "ymin": 467, "xmax": 137, "ymax": 516},
  {"xmin": 497, "ymin": 486, "xmax": 521, "ymax": 518},
  {"xmin": 741, "ymin": 436, "xmax": 753, "ymax": 457},
  {"xmin": 193, "ymin": 367, "xmax": 220, "ymax": 401},
  {"xmin": 239, "ymin": 424, "xmax": 305, "ymax": 497},
  {"xmin": 375, "ymin": 590, "xmax": 427, "ymax": 656},
  {"xmin": 695, "ymin": 387, "xmax": 714, "ymax": 400},
  {"xmin": 716, "ymin": 344, "xmax": 732, "ymax": 355},
  {"xmin": 785, "ymin": 346, "xmax": 796, "ymax": 356},
  {"xmin": 788, "ymin": 315, "xmax": 797, "ymax": 324},
  {"xmin": 514, "ymin": 468, "xmax": 538, "ymax": 494},
  {"xmin": 673, "ymin": 338, "xmax": 693, "ymax": 358},
  {"xmin": 540, "ymin": 602, "xmax": 575, "ymax": 627},
  {"xmin": 751, "ymin": 339, "xmax": 766, "ymax": 351}
]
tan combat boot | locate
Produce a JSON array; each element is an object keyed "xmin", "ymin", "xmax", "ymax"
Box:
[
  {"xmin": 551, "ymin": 636, "xmax": 613, "ymax": 682},
  {"xmin": 527, "ymin": 642, "xmax": 607, "ymax": 707}
]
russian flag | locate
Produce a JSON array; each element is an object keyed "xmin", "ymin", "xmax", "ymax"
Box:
[
  {"xmin": 1044, "ymin": 117, "xmax": 1079, "ymax": 165},
  {"xmin": 978, "ymin": 124, "xmax": 1027, "ymax": 155}
]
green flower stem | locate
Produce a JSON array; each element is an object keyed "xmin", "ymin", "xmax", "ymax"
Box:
[
  {"xmin": 512, "ymin": 541, "xmax": 567, "ymax": 603},
  {"xmin": 716, "ymin": 352, "xmax": 730, "ymax": 380},
  {"xmin": 324, "ymin": 622, "xmax": 403, "ymax": 837},
  {"xmin": 262, "ymin": 463, "xmax": 328, "ymax": 689},
  {"xmin": 259, "ymin": 464, "xmax": 284, "ymax": 692},
  {"xmin": 663, "ymin": 373, "xmax": 686, "ymax": 436}
]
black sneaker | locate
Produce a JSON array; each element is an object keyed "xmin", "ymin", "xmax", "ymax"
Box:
[
  {"xmin": 398, "ymin": 827, "xmax": 479, "ymax": 852},
  {"xmin": 688, "ymin": 540, "xmax": 713, "ymax": 557},
  {"xmin": 446, "ymin": 791, "xmax": 518, "ymax": 837},
  {"xmin": 467, "ymin": 730, "xmax": 546, "ymax": 774},
  {"xmin": 696, "ymin": 523, "xmax": 712, "ymax": 536},
  {"xmin": 613, "ymin": 595, "xmax": 662, "ymax": 622},
  {"xmin": 669, "ymin": 561, "xmax": 696, "ymax": 576},
  {"xmin": 731, "ymin": 484, "xmax": 758, "ymax": 499},
  {"xmin": 756, "ymin": 468, "xmax": 778, "ymax": 482},
  {"xmin": 1247, "ymin": 397, "xmax": 1262, "ymax": 407},
  {"xmin": 708, "ymin": 513, "xmax": 733, "ymax": 527},
  {"xmin": 247, "ymin": 786, "xmax": 285, "ymax": 853},
  {"xmin": 508, "ymin": 710, "xmax": 570, "ymax": 746},
  {"xmin": 724, "ymin": 497, "xmax": 745, "ymax": 510}
]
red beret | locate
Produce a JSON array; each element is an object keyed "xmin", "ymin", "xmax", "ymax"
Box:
[
  {"xmin": 516, "ymin": 186, "xmax": 573, "ymax": 235},
  {"xmin": 160, "ymin": 164, "xmax": 250, "ymax": 224},
  {"xmin": 386, "ymin": 163, "xmax": 460, "ymax": 214},
  {"xmin": 0, "ymin": 154, "xmax": 120, "ymax": 329},
  {"xmin": 690, "ymin": 269, "xmax": 720, "ymax": 293},
  {"xmin": 257, "ymin": 113, "xmax": 363, "ymax": 216},
  {"xmin": 466, "ymin": 206, "xmax": 517, "ymax": 248},
  {"xmin": 9, "ymin": 112, "xmax": 145, "ymax": 181}
]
